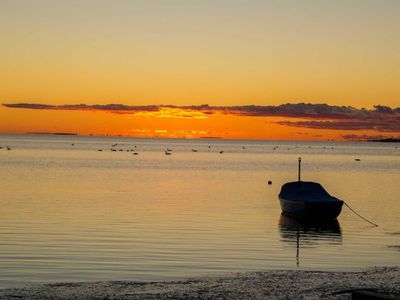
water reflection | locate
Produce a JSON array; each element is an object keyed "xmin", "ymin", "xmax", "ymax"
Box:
[{"xmin": 278, "ymin": 214, "xmax": 342, "ymax": 267}]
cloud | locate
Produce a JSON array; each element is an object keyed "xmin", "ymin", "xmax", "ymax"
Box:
[
  {"xmin": 278, "ymin": 120, "xmax": 400, "ymax": 132},
  {"xmin": 3, "ymin": 103, "xmax": 161, "ymax": 112},
  {"xmin": 3, "ymin": 102, "xmax": 400, "ymax": 132}
]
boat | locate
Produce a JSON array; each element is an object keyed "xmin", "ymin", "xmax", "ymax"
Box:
[{"xmin": 278, "ymin": 158, "xmax": 343, "ymax": 220}]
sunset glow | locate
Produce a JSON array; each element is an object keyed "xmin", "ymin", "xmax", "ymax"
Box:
[
  {"xmin": 1, "ymin": 0, "xmax": 399, "ymax": 140},
  {"xmin": 1, "ymin": 103, "xmax": 398, "ymax": 140}
]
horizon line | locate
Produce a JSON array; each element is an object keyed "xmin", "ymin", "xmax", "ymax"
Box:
[{"xmin": 1, "ymin": 131, "xmax": 398, "ymax": 143}]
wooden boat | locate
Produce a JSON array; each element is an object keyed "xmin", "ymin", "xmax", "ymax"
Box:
[{"xmin": 279, "ymin": 158, "xmax": 343, "ymax": 220}]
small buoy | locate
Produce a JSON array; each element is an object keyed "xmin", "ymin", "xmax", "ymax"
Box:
[{"xmin": 268, "ymin": 180, "xmax": 272, "ymax": 185}]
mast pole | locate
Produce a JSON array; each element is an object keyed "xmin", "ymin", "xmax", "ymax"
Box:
[{"xmin": 298, "ymin": 157, "xmax": 301, "ymax": 181}]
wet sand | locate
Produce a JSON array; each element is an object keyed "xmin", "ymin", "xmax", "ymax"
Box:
[{"xmin": 0, "ymin": 267, "xmax": 399, "ymax": 299}]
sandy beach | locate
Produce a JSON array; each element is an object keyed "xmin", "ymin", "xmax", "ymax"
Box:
[{"xmin": 0, "ymin": 267, "xmax": 399, "ymax": 299}]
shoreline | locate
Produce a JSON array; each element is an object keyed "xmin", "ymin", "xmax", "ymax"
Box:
[
  {"xmin": 2, "ymin": 132, "xmax": 399, "ymax": 143},
  {"xmin": 0, "ymin": 267, "xmax": 399, "ymax": 299}
]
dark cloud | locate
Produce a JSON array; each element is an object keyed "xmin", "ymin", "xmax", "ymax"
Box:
[
  {"xmin": 278, "ymin": 120, "xmax": 400, "ymax": 132},
  {"xmin": 3, "ymin": 102, "xmax": 400, "ymax": 132},
  {"xmin": 3, "ymin": 103, "xmax": 160, "ymax": 112}
]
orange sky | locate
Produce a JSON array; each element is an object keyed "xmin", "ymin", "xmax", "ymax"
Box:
[
  {"xmin": 0, "ymin": 105, "xmax": 396, "ymax": 141},
  {"xmin": 1, "ymin": 1, "xmax": 399, "ymax": 140}
]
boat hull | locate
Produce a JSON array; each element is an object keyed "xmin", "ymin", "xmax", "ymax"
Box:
[{"xmin": 279, "ymin": 197, "xmax": 343, "ymax": 220}]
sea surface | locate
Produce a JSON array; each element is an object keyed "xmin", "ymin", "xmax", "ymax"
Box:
[{"xmin": 0, "ymin": 134, "xmax": 399, "ymax": 288}]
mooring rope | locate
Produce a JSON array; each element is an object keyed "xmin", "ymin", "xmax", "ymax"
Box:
[{"xmin": 344, "ymin": 201, "xmax": 379, "ymax": 227}]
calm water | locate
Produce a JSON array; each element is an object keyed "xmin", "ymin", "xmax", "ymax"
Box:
[{"xmin": 0, "ymin": 134, "xmax": 399, "ymax": 288}]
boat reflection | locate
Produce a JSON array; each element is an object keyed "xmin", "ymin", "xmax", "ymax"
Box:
[{"xmin": 278, "ymin": 213, "xmax": 342, "ymax": 267}]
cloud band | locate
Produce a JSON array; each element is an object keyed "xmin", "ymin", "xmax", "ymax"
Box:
[{"xmin": 3, "ymin": 102, "xmax": 400, "ymax": 132}]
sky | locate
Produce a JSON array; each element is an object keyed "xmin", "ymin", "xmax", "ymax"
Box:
[{"xmin": 0, "ymin": 0, "xmax": 399, "ymax": 140}]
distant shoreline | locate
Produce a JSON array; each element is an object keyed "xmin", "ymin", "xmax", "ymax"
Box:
[
  {"xmin": 0, "ymin": 267, "xmax": 399, "ymax": 300},
  {"xmin": 0, "ymin": 132, "xmax": 399, "ymax": 143},
  {"xmin": 370, "ymin": 138, "xmax": 400, "ymax": 143}
]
